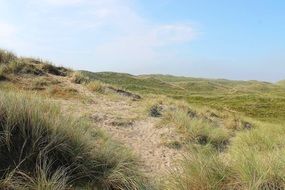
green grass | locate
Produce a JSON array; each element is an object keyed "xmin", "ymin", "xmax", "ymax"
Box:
[
  {"xmin": 227, "ymin": 122, "xmax": 285, "ymax": 189},
  {"xmin": 0, "ymin": 60, "xmax": 44, "ymax": 75},
  {"xmin": 0, "ymin": 50, "xmax": 69, "ymax": 79},
  {"xmin": 161, "ymin": 107, "xmax": 285, "ymax": 189},
  {"xmin": 186, "ymin": 94, "xmax": 285, "ymax": 123},
  {"xmin": 71, "ymin": 71, "xmax": 90, "ymax": 84},
  {"xmin": 81, "ymin": 71, "xmax": 187, "ymax": 95},
  {"xmin": 0, "ymin": 91, "xmax": 152, "ymax": 189},
  {"xmin": 157, "ymin": 103, "xmax": 232, "ymax": 150},
  {"xmin": 164, "ymin": 145, "xmax": 232, "ymax": 190},
  {"xmin": 1, "ymin": 49, "xmax": 285, "ymax": 190},
  {"xmin": 81, "ymin": 71, "xmax": 285, "ymax": 123},
  {"xmin": 151, "ymin": 98, "xmax": 285, "ymax": 189},
  {"xmin": 164, "ymin": 122, "xmax": 285, "ymax": 189}
]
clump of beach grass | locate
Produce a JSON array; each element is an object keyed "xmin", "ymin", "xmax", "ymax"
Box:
[{"xmin": 0, "ymin": 91, "xmax": 152, "ymax": 189}]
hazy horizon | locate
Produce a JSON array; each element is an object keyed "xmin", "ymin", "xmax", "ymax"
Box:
[{"xmin": 0, "ymin": 0, "xmax": 284, "ymax": 82}]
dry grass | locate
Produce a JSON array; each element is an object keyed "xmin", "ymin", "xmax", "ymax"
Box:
[
  {"xmin": 86, "ymin": 80, "xmax": 106, "ymax": 93},
  {"xmin": 0, "ymin": 91, "xmax": 153, "ymax": 189},
  {"xmin": 1, "ymin": 48, "xmax": 285, "ymax": 190},
  {"xmin": 47, "ymin": 86, "xmax": 80, "ymax": 99},
  {"xmin": 41, "ymin": 63, "xmax": 69, "ymax": 76},
  {"xmin": 71, "ymin": 71, "xmax": 90, "ymax": 84},
  {"xmin": 0, "ymin": 49, "xmax": 17, "ymax": 64}
]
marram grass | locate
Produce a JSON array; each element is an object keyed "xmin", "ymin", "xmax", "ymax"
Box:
[{"xmin": 0, "ymin": 91, "xmax": 152, "ymax": 190}]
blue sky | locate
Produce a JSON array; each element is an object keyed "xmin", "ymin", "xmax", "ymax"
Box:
[{"xmin": 0, "ymin": 0, "xmax": 284, "ymax": 82}]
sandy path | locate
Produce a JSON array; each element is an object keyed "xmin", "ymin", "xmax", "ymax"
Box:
[{"xmin": 99, "ymin": 118, "xmax": 183, "ymax": 176}]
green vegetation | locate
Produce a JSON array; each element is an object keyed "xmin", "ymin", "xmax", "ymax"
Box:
[
  {"xmin": 0, "ymin": 50, "xmax": 69, "ymax": 79},
  {"xmin": 0, "ymin": 91, "xmax": 151, "ymax": 189},
  {"xmin": 143, "ymin": 96, "xmax": 285, "ymax": 189},
  {"xmin": 165, "ymin": 146, "xmax": 231, "ymax": 190},
  {"xmin": 1, "ymin": 49, "xmax": 285, "ymax": 190},
  {"xmin": 186, "ymin": 95, "xmax": 285, "ymax": 123},
  {"xmin": 157, "ymin": 99, "xmax": 285, "ymax": 190},
  {"xmin": 71, "ymin": 71, "xmax": 90, "ymax": 84},
  {"xmin": 164, "ymin": 122, "xmax": 285, "ymax": 190},
  {"xmin": 157, "ymin": 101, "xmax": 235, "ymax": 150},
  {"xmin": 1, "ymin": 59, "xmax": 44, "ymax": 75},
  {"xmin": 81, "ymin": 72, "xmax": 285, "ymax": 123},
  {"xmin": 81, "ymin": 71, "xmax": 186, "ymax": 95},
  {"xmin": 30, "ymin": 71, "xmax": 285, "ymax": 189}
]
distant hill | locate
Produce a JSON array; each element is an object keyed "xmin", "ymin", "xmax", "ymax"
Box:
[
  {"xmin": 81, "ymin": 71, "xmax": 285, "ymax": 123},
  {"xmin": 80, "ymin": 71, "xmax": 187, "ymax": 95},
  {"xmin": 81, "ymin": 71, "xmax": 285, "ymax": 96},
  {"xmin": 1, "ymin": 47, "xmax": 285, "ymax": 123}
]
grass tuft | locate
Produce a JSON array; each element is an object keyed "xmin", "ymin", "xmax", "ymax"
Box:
[
  {"xmin": 0, "ymin": 49, "xmax": 17, "ymax": 64},
  {"xmin": 164, "ymin": 145, "xmax": 232, "ymax": 190},
  {"xmin": 0, "ymin": 60, "xmax": 44, "ymax": 76},
  {"xmin": 0, "ymin": 91, "xmax": 151, "ymax": 189},
  {"xmin": 159, "ymin": 107, "xmax": 231, "ymax": 150},
  {"xmin": 86, "ymin": 80, "xmax": 106, "ymax": 93},
  {"xmin": 71, "ymin": 71, "xmax": 90, "ymax": 84}
]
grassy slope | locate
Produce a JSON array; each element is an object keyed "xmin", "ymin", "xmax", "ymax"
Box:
[
  {"xmin": 0, "ymin": 50, "xmax": 152, "ymax": 190},
  {"xmin": 2, "ymin": 49, "xmax": 285, "ymax": 189},
  {"xmin": 81, "ymin": 71, "xmax": 285, "ymax": 123},
  {"xmin": 81, "ymin": 71, "xmax": 187, "ymax": 95}
]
